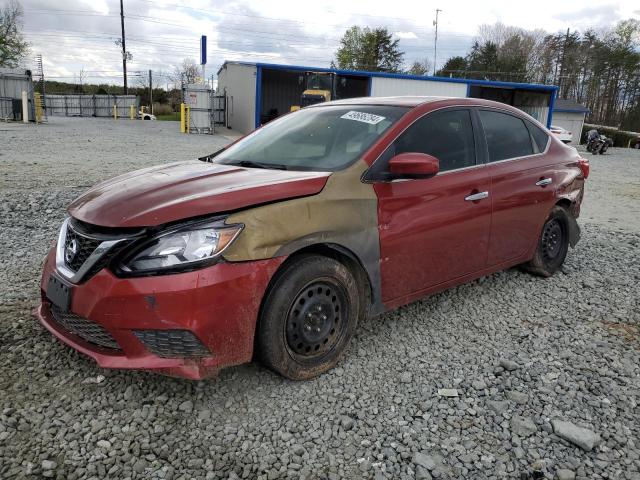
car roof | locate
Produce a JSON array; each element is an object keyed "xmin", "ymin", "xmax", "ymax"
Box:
[{"xmin": 315, "ymin": 96, "xmax": 449, "ymax": 107}]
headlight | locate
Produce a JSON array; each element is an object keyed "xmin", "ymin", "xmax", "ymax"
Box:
[{"xmin": 120, "ymin": 220, "xmax": 243, "ymax": 274}]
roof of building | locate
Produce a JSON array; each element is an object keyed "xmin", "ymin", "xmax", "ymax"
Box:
[
  {"xmin": 218, "ymin": 60, "xmax": 558, "ymax": 93},
  {"xmin": 554, "ymin": 98, "xmax": 589, "ymax": 113}
]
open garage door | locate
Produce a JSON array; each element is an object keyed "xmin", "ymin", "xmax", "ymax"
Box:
[
  {"xmin": 258, "ymin": 67, "xmax": 369, "ymax": 126},
  {"xmin": 469, "ymin": 85, "xmax": 552, "ymax": 127}
]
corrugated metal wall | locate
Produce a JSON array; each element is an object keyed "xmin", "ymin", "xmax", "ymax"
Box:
[
  {"xmin": 44, "ymin": 95, "xmax": 139, "ymax": 117},
  {"xmin": 0, "ymin": 68, "xmax": 34, "ymax": 121},
  {"xmin": 370, "ymin": 77, "xmax": 467, "ymax": 98},
  {"xmin": 217, "ymin": 63, "xmax": 256, "ymax": 134}
]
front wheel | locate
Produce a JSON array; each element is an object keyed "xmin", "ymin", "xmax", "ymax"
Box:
[
  {"xmin": 524, "ymin": 206, "xmax": 571, "ymax": 277},
  {"xmin": 258, "ymin": 255, "xmax": 360, "ymax": 380}
]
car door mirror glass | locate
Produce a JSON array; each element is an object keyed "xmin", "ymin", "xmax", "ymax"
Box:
[{"xmin": 388, "ymin": 152, "xmax": 439, "ymax": 179}]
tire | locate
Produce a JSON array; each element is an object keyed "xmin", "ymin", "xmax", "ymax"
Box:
[
  {"xmin": 258, "ymin": 254, "xmax": 360, "ymax": 380},
  {"xmin": 524, "ymin": 206, "xmax": 571, "ymax": 277}
]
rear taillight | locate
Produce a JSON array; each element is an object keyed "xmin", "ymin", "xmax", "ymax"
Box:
[{"xmin": 578, "ymin": 157, "xmax": 590, "ymax": 179}]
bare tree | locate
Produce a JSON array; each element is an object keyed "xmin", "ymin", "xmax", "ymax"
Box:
[
  {"xmin": 0, "ymin": 0, "xmax": 29, "ymax": 67},
  {"xmin": 406, "ymin": 59, "xmax": 432, "ymax": 76},
  {"xmin": 172, "ymin": 58, "xmax": 200, "ymax": 85}
]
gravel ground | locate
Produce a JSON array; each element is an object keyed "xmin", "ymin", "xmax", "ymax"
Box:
[{"xmin": 1, "ymin": 117, "xmax": 639, "ymax": 480}]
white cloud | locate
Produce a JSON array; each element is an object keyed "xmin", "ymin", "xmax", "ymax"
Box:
[
  {"xmin": 395, "ymin": 31, "xmax": 418, "ymax": 39},
  {"xmin": 18, "ymin": 0, "xmax": 640, "ymax": 86}
]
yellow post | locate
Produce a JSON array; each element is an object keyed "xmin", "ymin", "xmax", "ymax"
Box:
[
  {"xmin": 34, "ymin": 92, "xmax": 43, "ymax": 123},
  {"xmin": 113, "ymin": 104, "xmax": 118, "ymax": 120},
  {"xmin": 130, "ymin": 105, "xmax": 135, "ymax": 120},
  {"xmin": 180, "ymin": 103, "xmax": 186, "ymax": 133},
  {"xmin": 186, "ymin": 106, "xmax": 190, "ymax": 134}
]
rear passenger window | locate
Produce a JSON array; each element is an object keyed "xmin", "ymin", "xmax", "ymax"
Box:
[
  {"xmin": 525, "ymin": 120, "xmax": 550, "ymax": 153},
  {"xmin": 479, "ymin": 110, "xmax": 534, "ymax": 162},
  {"xmin": 393, "ymin": 109, "xmax": 476, "ymax": 172}
]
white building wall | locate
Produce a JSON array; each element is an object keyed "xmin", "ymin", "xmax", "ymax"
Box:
[
  {"xmin": 551, "ymin": 111, "xmax": 586, "ymax": 144},
  {"xmin": 217, "ymin": 63, "xmax": 257, "ymax": 134},
  {"xmin": 370, "ymin": 77, "xmax": 467, "ymax": 98}
]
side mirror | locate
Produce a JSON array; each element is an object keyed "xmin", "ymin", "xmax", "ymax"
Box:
[{"xmin": 388, "ymin": 152, "xmax": 439, "ymax": 179}]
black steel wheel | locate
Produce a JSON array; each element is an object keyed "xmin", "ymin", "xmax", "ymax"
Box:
[
  {"xmin": 258, "ymin": 254, "xmax": 360, "ymax": 380},
  {"xmin": 541, "ymin": 218, "xmax": 563, "ymax": 263},
  {"xmin": 285, "ymin": 279, "xmax": 348, "ymax": 360},
  {"xmin": 524, "ymin": 206, "xmax": 571, "ymax": 277}
]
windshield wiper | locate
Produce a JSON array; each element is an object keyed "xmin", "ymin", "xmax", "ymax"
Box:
[
  {"xmin": 198, "ymin": 148, "xmax": 225, "ymax": 163},
  {"xmin": 227, "ymin": 160, "xmax": 289, "ymax": 170}
]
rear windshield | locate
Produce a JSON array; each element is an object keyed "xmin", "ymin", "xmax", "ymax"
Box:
[{"xmin": 216, "ymin": 105, "xmax": 409, "ymax": 171}]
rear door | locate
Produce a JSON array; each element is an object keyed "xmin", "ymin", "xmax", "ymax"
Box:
[
  {"xmin": 477, "ymin": 109, "xmax": 558, "ymax": 266},
  {"xmin": 370, "ymin": 108, "xmax": 492, "ymax": 304}
]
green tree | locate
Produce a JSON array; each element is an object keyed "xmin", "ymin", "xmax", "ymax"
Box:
[
  {"xmin": 335, "ymin": 26, "xmax": 404, "ymax": 72},
  {"xmin": 437, "ymin": 56, "xmax": 468, "ymax": 77},
  {"xmin": 0, "ymin": 0, "xmax": 29, "ymax": 67}
]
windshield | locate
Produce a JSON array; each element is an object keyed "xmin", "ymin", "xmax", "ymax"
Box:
[
  {"xmin": 307, "ymin": 73, "xmax": 333, "ymax": 91},
  {"xmin": 216, "ymin": 105, "xmax": 409, "ymax": 171}
]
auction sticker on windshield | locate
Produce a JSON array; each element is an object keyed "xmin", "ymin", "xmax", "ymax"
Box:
[{"xmin": 340, "ymin": 111, "xmax": 386, "ymax": 125}]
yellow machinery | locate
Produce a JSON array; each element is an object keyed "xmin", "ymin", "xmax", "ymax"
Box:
[{"xmin": 291, "ymin": 72, "xmax": 336, "ymax": 111}]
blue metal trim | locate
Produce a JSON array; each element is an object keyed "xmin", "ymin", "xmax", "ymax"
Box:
[
  {"xmin": 547, "ymin": 89, "xmax": 557, "ymax": 128},
  {"xmin": 255, "ymin": 66, "xmax": 262, "ymax": 129},
  {"xmin": 218, "ymin": 60, "xmax": 558, "ymax": 93},
  {"xmin": 466, "ymin": 83, "xmax": 471, "ymax": 96},
  {"xmin": 367, "ymin": 76, "xmax": 372, "ymax": 96}
]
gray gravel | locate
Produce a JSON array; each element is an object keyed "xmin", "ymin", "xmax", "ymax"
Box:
[{"xmin": 1, "ymin": 117, "xmax": 639, "ymax": 479}]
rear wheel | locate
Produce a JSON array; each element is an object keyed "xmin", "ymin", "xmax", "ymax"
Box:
[
  {"xmin": 258, "ymin": 255, "xmax": 360, "ymax": 380},
  {"xmin": 524, "ymin": 206, "xmax": 571, "ymax": 277}
]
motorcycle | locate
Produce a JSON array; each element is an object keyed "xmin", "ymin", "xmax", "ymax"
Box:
[{"xmin": 586, "ymin": 129, "xmax": 611, "ymax": 155}]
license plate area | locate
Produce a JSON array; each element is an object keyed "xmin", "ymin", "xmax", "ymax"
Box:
[{"xmin": 46, "ymin": 274, "xmax": 73, "ymax": 312}]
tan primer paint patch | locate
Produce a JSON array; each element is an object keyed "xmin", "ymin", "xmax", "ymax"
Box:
[{"xmin": 223, "ymin": 159, "xmax": 378, "ymax": 262}]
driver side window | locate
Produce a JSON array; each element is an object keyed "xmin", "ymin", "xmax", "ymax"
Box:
[{"xmin": 367, "ymin": 108, "xmax": 476, "ymax": 181}]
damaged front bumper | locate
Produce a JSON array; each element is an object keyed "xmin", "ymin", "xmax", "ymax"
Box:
[{"xmin": 36, "ymin": 248, "xmax": 284, "ymax": 379}]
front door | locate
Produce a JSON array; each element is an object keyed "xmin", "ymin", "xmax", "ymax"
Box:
[{"xmin": 369, "ymin": 108, "xmax": 492, "ymax": 304}]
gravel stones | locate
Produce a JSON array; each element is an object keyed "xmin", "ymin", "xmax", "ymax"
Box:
[
  {"xmin": 499, "ymin": 359, "xmax": 520, "ymax": 371},
  {"xmin": 0, "ymin": 125, "xmax": 638, "ymax": 479},
  {"xmin": 413, "ymin": 451, "xmax": 436, "ymax": 470},
  {"xmin": 552, "ymin": 420, "xmax": 601, "ymax": 451},
  {"xmin": 556, "ymin": 469, "xmax": 576, "ymax": 480},
  {"xmin": 511, "ymin": 416, "xmax": 537, "ymax": 437},
  {"xmin": 506, "ymin": 390, "xmax": 529, "ymax": 405}
]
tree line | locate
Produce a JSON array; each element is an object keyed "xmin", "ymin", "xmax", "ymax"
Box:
[{"xmin": 334, "ymin": 21, "xmax": 640, "ymax": 131}]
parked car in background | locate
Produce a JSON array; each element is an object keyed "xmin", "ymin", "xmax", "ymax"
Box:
[
  {"xmin": 139, "ymin": 110, "xmax": 156, "ymax": 120},
  {"xmin": 36, "ymin": 97, "xmax": 589, "ymax": 380},
  {"xmin": 550, "ymin": 125, "xmax": 572, "ymax": 143}
]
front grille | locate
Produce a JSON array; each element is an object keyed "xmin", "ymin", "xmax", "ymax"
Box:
[
  {"xmin": 64, "ymin": 226, "xmax": 101, "ymax": 272},
  {"xmin": 50, "ymin": 305, "xmax": 121, "ymax": 350},
  {"xmin": 134, "ymin": 330, "xmax": 210, "ymax": 358}
]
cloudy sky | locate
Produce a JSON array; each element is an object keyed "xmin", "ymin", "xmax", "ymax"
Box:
[{"xmin": 18, "ymin": 0, "xmax": 640, "ymax": 88}]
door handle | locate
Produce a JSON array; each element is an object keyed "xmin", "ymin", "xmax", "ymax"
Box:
[
  {"xmin": 536, "ymin": 178, "xmax": 552, "ymax": 186},
  {"xmin": 464, "ymin": 191, "xmax": 489, "ymax": 201}
]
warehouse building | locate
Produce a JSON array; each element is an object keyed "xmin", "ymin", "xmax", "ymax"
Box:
[
  {"xmin": 217, "ymin": 61, "xmax": 559, "ymax": 134},
  {"xmin": 551, "ymin": 98, "xmax": 589, "ymax": 144}
]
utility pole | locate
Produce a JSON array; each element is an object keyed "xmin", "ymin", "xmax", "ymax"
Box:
[
  {"xmin": 148, "ymin": 70, "xmax": 153, "ymax": 114},
  {"xmin": 433, "ymin": 9, "xmax": 442, "ymax": 76},
  {"xmin": 120, "ymin": 0, "xmax": 128, "ymax": 94}
]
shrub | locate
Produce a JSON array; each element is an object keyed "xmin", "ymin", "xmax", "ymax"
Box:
[
  {"xmin": 152, "ymin": 103, "xmax": 174, "ymax": 115},
  {"xmin": 581, "ymin": 123, "xmax": 640, "ymax": 147}
]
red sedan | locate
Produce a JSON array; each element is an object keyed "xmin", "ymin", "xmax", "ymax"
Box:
[{"xmin": 36, "ymin": 97, "xmax": 589, "ymax": 380}]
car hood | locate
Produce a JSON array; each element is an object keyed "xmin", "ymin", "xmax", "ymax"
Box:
[{"xmin": 68, "ymin": 161, "xmax": 331, "ymax": 227}]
